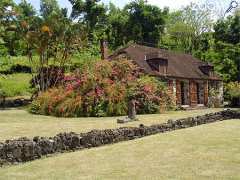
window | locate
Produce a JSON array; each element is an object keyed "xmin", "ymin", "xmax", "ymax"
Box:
[
  {"xmin": 147, "ymin": 59, "xmax": 168, "ymax": 74},
  {"xmin": 199, "ymin": 65, "xmax": 214, "ymax": 76}
]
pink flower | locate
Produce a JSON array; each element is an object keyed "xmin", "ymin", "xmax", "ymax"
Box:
[
  {"xmin": 95, "ymin": 87, "xmax": 104, "ymax": 96},
  {"xmin": 107, "ymin": 79, "xmax": 114, "ymax": 84},
  {"xmin": 66, "ymin": 84, "xmax": 74, "ymax": 91},
  {"xmin": 64, "ymin": 75, "xmax": 76, "ymax": 82}
]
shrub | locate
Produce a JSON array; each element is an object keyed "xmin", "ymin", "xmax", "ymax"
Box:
[
  {"xmin": 30, "ymin": 60, "xmax": 173, "ymax": 117},
  {"xmin": 225, "ymin": 82, "xmax": 240, "ymax": 106},
  {"xmin": 208, "ymin": 88, "xmax": 222, "ymax": 108},
  {"xmin": 128, "ymin": 76, "xmax": 175, "ymax": 114},
  {"xmin": 30, "ymin": 66, "xmax": 65, "ymax": 92}
]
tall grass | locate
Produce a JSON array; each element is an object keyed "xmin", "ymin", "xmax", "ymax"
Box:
[{"xmin": 0, "ymin": 73, "xmax": 32, "ymax": 97}]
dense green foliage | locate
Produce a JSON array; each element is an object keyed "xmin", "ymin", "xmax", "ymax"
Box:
[
  {"xmin": 0, "ymin": 0, "xmax": 239, "ymax": 108},
  {"xmin": 0, "ymin": 0, "xmax": 239, "ymax": 83},
  {"xmin": 225, "ymin": 82, "xmax": 240, "ymax": 106},
  {"xmin": 0, "ymin": 73, "xmax": 32, "ymax": 97}
]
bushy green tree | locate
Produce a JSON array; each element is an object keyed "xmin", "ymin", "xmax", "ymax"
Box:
[
  {"xmin": 105, "ymin": 2, "xmax": 128, "ymax": 49},
  {"xmin": 0, "ymin": 0, "xmax": 18, "ymax": 55},
  {"xmin": 123, "ymin": 0, "xmax": 168, "ymax": 45},
  {"xmin": 214, "ymin": 13, "xmax": 240, "ymax": 45},
  {"xmin": 69, "ymin": 0, "xmax": 107, "ymax": 35},
  {"xmin": 162, "ymin": 2, "xmax": 213, "ymax": 53},
  {"xmin": 18, "ymin": 0, "xmax": 88, "ymax": 91}
]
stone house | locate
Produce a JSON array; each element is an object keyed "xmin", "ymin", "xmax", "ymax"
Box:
[{"xmin": 105, "ymin": 44, "xmax": 223, "ymax": 108}]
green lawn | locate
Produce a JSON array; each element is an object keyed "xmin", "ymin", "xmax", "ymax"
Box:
[
  {"xmin": 0, "ymin": 108, "xmax": 239, "ymax": 179},
  {"xmin": 0, "ymin": 118, "xmax": 239, "ymax": 179},
  {"xmin": 0, "ymin": 108, "xmax": 223, "ymax": 141},
  {"xmin": 0, "ymin": 56, "xmax": 35, "ymax": 72},
  {"xmin": 0, "ymin": 73, "xmax": 32, "ymax": 97}
]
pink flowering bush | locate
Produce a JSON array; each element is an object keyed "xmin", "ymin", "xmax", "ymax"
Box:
[
  {"xmin": 30, "ymin": 59, "xmax": 174, "ymax": 117},
  {"xmin": 128, "ymin": 76, "xmax": 175, "ymax": 114}
]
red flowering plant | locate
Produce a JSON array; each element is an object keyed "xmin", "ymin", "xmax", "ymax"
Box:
[
  {"xmin": 127, "ymin": 76, "xmax": 171, "ymax": 114},
  {"xmin": 30, "ymin": 59, "xmax": 173, "ymax": 117}
]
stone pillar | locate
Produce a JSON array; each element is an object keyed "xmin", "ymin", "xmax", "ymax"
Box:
[
  {"xmin": 128, "ymin": 99, "xmax": 136, "ymax": 120},
  {"xmin": 218, "ymin": 81, "xmax": 224, "ymax": 104}
]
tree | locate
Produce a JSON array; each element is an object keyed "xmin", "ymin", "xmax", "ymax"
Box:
[
  {"xmin": 2, "ymin": 0, "xmax": 37, "ymax": 56},
  {"xmin": 69, "ymin": 0, "xmax": 107, "ymax": 35},
  {"xmin": 203, "ymin": 42, "xmax": 240, "ymax": 82},
  {"xmin": 18, "ymin": 0, "xmax": 36, "ymax": 17},
  {"xmin": 212, "ymin": 13, "xmax": 240, "ymax": 82},
  {"xmin": 105, "ymin": 2, "xmax": 128, "ymax": 49},
  {"xmin": 40, "ymin": 0, "xmax": 61, "ymax": 20},
  {"xmin": 162, "ymin": 2, "xmax": 213, "ymax": 53},
  {"xmin": 123, "ymin": 0, "xmax": 168, "ymax": 45},
  {"xmin": 214, "ymin": 14, "xmax": 240, "ymax": 45},
  {"xmin": 0, "ymin": 0, "xmax": 18, "ymax": 55},
  {"xmin": 162, "ymin": 20, "xmax": 195, "ymax": 52},
  {"xmin": 19, "ymin": 1, "xmax": 88, "ymax": 92}
]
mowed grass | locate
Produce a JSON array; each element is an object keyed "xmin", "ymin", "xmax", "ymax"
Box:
[
  {"xmin": 0, "ymin": 108, "xmax": 224, "ymax": 141},
  {"xmin": 0, "ymin": 119, "xmax": 239, "ymax": 180}
]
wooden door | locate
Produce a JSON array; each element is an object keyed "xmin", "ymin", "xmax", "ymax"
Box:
[
  {"xmin": 176, "ymin": 80, "xmax": 181, "ymax": 105},
  {"xmin": 190, "ymin": 81, "xmax": 197, "ymax": 106},
  {"xmin": 204, "ymin": 81, "xmax": 209, "ymax": 106}
]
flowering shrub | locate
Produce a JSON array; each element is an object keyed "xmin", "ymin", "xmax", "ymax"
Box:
[
  {"xmin": 30, "ymin": 60, "xmax": 174, "ymax": 117},
  {"xmin": 128, "ymin": 76, "xmax": 176, "ymax": 114}
]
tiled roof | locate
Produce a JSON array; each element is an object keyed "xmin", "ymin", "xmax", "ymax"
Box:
[{"xmin": 109, "ymin": 44, "xmax": 221, "ymax": 81}]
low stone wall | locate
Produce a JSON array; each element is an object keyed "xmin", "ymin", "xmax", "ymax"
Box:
[
  {"xmin": 0, "ymin": 97, "xmax": 31, "ymax": 108},
  {"xmin": 0, "ymin": 109, "xmax": 239, "ymax": 166}
]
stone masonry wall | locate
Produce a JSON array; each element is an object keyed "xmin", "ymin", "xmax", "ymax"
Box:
[{"xmin": 0, "ymin": 110, "xmax": 240, "ymax": 166}]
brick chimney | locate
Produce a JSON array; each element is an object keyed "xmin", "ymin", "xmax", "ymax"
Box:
[{"xmin": 100, "ymin": 39, "xmax": 108, "ymax": 60}]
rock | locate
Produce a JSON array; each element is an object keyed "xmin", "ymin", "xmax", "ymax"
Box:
[{"xmin": 117, "ymin": 117, "xmax": 138, "ymax": 124}]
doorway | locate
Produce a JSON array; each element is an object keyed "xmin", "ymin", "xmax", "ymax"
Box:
[
  {"xmin": 180, "ymin": 81, "xmax": 185, "ymax": 105},
  {"xmin": 197, "ymin": 83, "xmax": 200, "ymax": 104}
]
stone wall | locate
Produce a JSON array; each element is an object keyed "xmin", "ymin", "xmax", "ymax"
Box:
[
  {"xmin": 0, "ymin": 110, "xmax": 239, "ymax": 166},
  {"xmin": 0, "ymin": 97, "xmax": 31, "ymax": 108}
]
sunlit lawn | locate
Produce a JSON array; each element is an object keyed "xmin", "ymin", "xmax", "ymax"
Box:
[
  {"xmin": 0, "ymin": 108, "xmax": 223, "ymax": 141},
  {"xmin": 0, "ymin": 117, "xmax": 239, "ymax": 180}
]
